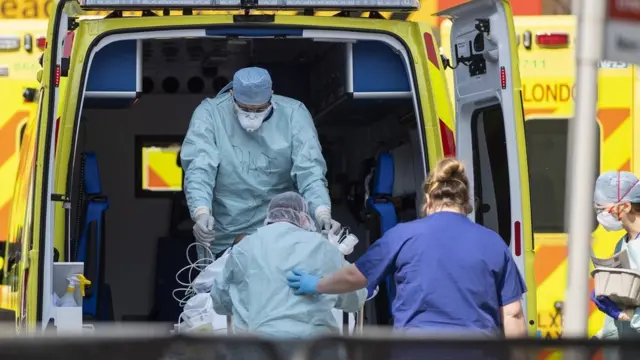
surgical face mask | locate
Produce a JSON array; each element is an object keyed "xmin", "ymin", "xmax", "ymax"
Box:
[
  {"xmin": 597, "ymin": 211, "xmax": 624, "ymax": 231},
  {"xmin": 234, "ymin": 102, "xmax": 272, "ymax": 132}
]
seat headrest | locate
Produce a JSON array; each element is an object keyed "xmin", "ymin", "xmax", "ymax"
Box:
[
  {"xmin": 83, "ymin": 152, "xmax": 102, "ymax": 195},
  {"xmin": 372, "ymin": 152, "xmax": 394, "ymax": 196},
  {"xmin": 390, "ymin": 137, "xmax": 426, "ymax": 197}
]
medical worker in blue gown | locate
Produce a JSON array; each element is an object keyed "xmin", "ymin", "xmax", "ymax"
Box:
[
  {"xmin": 181, "ymin": 67, "xmax": 340, "ymax": 259},
  {"xmin": 210, "ymin": 191, "xmax": 366, "ymax": 337},
  {"xmin": 287, "ymin": 158, "xmax": 528, "ymax": 338},
  {"xmin": 589, "ymin": 171, "xmax": 640, "ymax": 360}
]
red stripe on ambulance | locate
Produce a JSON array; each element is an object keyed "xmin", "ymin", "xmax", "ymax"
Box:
[{"xmin": 423, "ymin": 33, "xmax": 440, "ymax": 69}]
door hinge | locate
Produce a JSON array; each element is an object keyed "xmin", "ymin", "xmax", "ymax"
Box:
[
  {"xmin": 51, "ymin": 193, "xmax": 71, "ymax": 209},
  {"xmin": 68, "ymin": 17, "xmax": 79, "ymax": 31}
]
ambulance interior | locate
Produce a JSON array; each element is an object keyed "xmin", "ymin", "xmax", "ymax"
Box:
[
  {"xmin": 69, "ymin": 35, "xmax": 425, "ymax": 325},
  {"xmin": 66, "ymin": 31, "xmax": 512, "ymax": 327}
]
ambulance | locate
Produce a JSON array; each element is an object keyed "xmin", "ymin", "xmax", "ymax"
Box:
[
  {"xmin": 441, "ymin": 15, "xmax": 639, "ymax": 341},
  {"xmin": 1, "ymin": 0, "xmax": 537, "ymax": 334},
  {"xmin": 0, "ymin": 19, "xmax": 48, "ymax": 288}
]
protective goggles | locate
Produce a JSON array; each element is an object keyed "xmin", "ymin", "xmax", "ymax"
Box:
[{"xmin": 234, "ymin": 100, "xmax": 271, "ymax": 113}]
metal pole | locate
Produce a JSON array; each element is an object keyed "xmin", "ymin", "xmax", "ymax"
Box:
[
  {"xmin": 563, "ymin": 0, "xmax": 607, "ymax": 337},
  {"xmin": 570, "ymin": 0, "xmax": 581, "ymax": 15}
]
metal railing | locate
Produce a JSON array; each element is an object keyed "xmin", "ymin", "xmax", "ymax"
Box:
[{"xmin": 1, "ymin": 325, "xmax": 640, "ymax": 360}]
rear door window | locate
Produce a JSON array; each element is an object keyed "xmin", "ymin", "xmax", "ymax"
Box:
[{"xmin": 525, "ymin": 118, "xmax": 600, "ymax": 233}]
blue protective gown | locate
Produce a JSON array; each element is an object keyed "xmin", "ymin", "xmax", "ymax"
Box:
[
  {"xmin": 180, "ymin": 93, "xmax": 331, "ymax": 254},
  {"xmin": 355, "ymin": 212, "xmax": 527, "ymax": 334},
  {"xmin": 210, "ymin": 222, "xmax": 366, "ymax": 337}
]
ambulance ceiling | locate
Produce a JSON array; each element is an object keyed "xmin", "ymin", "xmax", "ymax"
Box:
[{"xmin": 142, "ymin": 38, "xmax": 332, "ymax": 80}]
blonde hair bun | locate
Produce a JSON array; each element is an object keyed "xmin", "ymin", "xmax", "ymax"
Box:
[
  {"xmin": 432, "ymin": 158, "xmax": 466, "ymax": 183},
  {"xmin": 422, "ymin": 157, "xmax": 472, "ymax": 215}
]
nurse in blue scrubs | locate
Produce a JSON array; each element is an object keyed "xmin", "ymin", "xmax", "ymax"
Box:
[{"xmin": 287, "ymin": 158, "xmax": 528, "ymax": 337}]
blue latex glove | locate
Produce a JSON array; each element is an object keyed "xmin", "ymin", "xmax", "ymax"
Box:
[
  {"xmin": 591, "ymin": 290, "xmax": 621, "ymax": 320},
  {"xmin": 287, "ymin": 269, "xmax": 320, "ymax": 295}
]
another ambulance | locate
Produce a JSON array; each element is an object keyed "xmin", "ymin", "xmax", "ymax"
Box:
[
  {"xmin": 2, "ymin": 0, "xmax": 537, "ymax": 334},
  {"xmin": 442, "ymin": 15, "xmax": 639, "ymax": 341},
  {"xmin": 0, "ymin": 19, "xmax": 48, "ymax": 282}
]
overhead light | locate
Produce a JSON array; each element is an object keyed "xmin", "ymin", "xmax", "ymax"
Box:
[
  {"xmin": 36, "ymin": 36, "xmax": 47, "ymax": 50},
  {"xmin": 80, "ymin": 0, "xmax": 241, "ymax": 7},
  {"xmin": 0, "ymin": 36, "xmax": 20, "ymax": 51},
  {"xmin": 24, "ymin": 34, "xmax": 33, "ymax": 52},
  {"xmin": 536, "ymin": 32, "xmax": 570, "ymax": 48},
  {"xmin": 79, "ymin": 0, "xmax": 418, "ymax": 10},
  {"xmin": 258, "ymin": 0, "xmax": 419, "ymax": 10}
]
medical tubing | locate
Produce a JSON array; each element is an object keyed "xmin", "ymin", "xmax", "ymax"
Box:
[{"xmin": 172, "ymin": 242, "xmax": 215, "ymax": 307}]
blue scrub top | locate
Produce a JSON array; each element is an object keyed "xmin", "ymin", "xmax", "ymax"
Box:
[{"xmin": 355, "ymin": 212, "xmax": 527, "ymax": 334}]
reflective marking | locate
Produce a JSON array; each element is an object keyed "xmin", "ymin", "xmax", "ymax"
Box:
[{"xmin": 423, "ymin": 33, "xmax": 440, "ymax": 70}]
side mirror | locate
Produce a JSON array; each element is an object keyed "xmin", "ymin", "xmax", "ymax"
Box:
[{"xmin": 23, "ymin": 87, "xmax": 37, "ymax": 103}]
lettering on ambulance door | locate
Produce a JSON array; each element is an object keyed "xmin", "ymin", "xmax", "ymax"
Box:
[
  {"xmin": 438, "ymin": 0, "xmax": 534, "ymax": 330},
  {"xmin": 0, "ymin": 0, "xmax": 53, "ymax": 19},
  {"xmin": 522, "ymin": 83, "xmax": 575, "ymax": 103}
]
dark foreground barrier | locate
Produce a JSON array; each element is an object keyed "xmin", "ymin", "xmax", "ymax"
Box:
[
  {"xmin": 0, "ymin": 326, "xmax": 639, "ymax": 360},
  {"xmin": 294, "ymin": 335, "xmax": 640, "ymax": 360},
  {"xmin": 0, "ymin": 326, "xmax": 283, "ymax": 360}
]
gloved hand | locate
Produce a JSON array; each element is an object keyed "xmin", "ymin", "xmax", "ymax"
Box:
[
  {"xmin": 193, "ymin": 208, "xmax": 215, "ymax": 245},
  {"xmin": 315, "ymin": 206, "xmax": 341, "ymax": 235},
  {"xmin": 591, "ymin": 290, "xmax": 623, "ymax": 320},
  {"xmin": 287, "ymin": 269, "xmax": 320, "ymax": 295}
]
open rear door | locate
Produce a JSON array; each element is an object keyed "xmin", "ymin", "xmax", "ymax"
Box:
[{"xmin": 437, "ymin": 0, "xmax": 536, "ymax": 335}]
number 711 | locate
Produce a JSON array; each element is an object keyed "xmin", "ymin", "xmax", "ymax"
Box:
[{"xmin": 521, "ymin": 59, "xmax": 546, "ymax": 69}]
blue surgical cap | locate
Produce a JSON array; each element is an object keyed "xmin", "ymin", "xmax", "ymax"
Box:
[
  {"xmin": 593, "ymin": 171, "xmax": 640, "ymax": 205},
  {"xmin": 232, "ymin": 67, "xmax": 272, "ymax": 106}
]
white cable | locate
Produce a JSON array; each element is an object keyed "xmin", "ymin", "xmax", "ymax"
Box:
[
  {"xmin": 173, "ymin": 241, "xmax": 218, "ymax": 334},
  {"xmin": 172, "ymin": 242, "xmax": 215, "ymax": 307}
]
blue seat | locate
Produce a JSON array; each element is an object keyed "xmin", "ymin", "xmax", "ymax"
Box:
[
  {"xmin": 75, "ymin": 152, "xmax": 113, "ymax": 320},
  {"xmin": 365, "ymin": 152, "xmax": 398, "ymax": 323}
]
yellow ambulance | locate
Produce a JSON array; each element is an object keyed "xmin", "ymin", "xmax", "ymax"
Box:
[
  {"xmin": 442, "ymin": 15, "xmax": 639, "ymax": 341},
  {"xmin": 2, "ymin": 0, "xmax": 537, "ymax": 334},
  {"xmin": 0, "ymin": 19, "xmax": 48, "ymax": 298}
]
